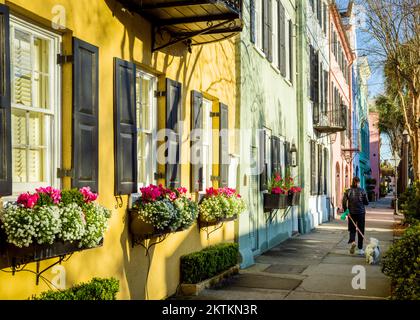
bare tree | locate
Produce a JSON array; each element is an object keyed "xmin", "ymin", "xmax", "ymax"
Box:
[{"xmin": 358, "ymin": 0, "xmax": 420, "ymax": 178}]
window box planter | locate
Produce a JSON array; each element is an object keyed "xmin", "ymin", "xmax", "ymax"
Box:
[
  {"xmin": 288, "ymin": 192, "xmax": 301, "ymax": 206},
  {"xmin": 0, "ymin": 228, "xmax": 103, "ymax": 268},
  {"xmin": 128, "ymin": 209, "xmax": 190, "ymax": 243},
  {"xmin": 263, "ymin": 193, "xmax": 288, "ymax": 210},
  {"xmin": 197, "ymin": 214, "xmax": 238, "ymax": 229}
]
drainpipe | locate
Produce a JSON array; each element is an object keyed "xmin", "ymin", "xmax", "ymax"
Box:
[{"xmin": 296, "ymin": 0, "xmax": 307, "ymax": 234}]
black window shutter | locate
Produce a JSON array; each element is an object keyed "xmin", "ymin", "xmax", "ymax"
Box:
[
  {"xmin": 284, "ymin": 141, "xmax": 291, "ymax": 168},
  {"xmin": 72, "ymin": 38, "xmax": 99, "ymax": 192},
  {"xmin": 310, "ymin": 140, "xmax": 316, "ymax": 195},
  {"xmin": 250, "ymin": 0, "xmax": 256, "ymax": 44},
  {"xmin": 0, "ymin": 4, "xmax": 11, "ymax": 196},
  {"xmin": 288, "ymin": 19, "xmax": 293, "ymax": 83},
  {"xmin": 262, "ymin": 0, "xmax": 269, "ymax": 56},
  {"xmin": 190, "ymin": 90, "xmax": 203, "ymax": 192},
  {"xmin": 114, "ymin": 58, "xmax": 137, "ymax": 195},
  {"xmin": 267, "ymin": 0, "xmax": 273, "ymax": 62},
  {"xmin": 259, "ymin": 130, "xmax": 268, "ymax": 191},
  {"xmin": 313, "ymin": 50, "xmax": 320, "ymax": 124},
  {"xmin": 278, "ymin": 2, "xmax": 286, "ymax": 76},
  {"xmin": 166, "ymin": 78, "xmax": 181, "ymax": 189},
  {"xmin": 271, "ymin": 136, "xmax": 281, "ymax": 175},
  {"xmin": 219, "ymin": 103, "xmax": 229, "ymax": 188},
  {"xmin": 317, "ymin": 0, "xmax": 322, "ymax": 24},
  {"xmin": 318, "ymin": 144, "xmax": 323, "ymax": 195}
]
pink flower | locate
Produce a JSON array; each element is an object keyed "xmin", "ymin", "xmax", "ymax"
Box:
[
  {"xmin": 140, "ymin": 184, "xmax": 162, "ymax": 202},
  {"xmin": 271, "ymin": 187, "xmax": 286, "ymax": 195},
  {"xmin": 176, "ymin": 187, "xmax": 187, "ymax": 194},
  {"xmin": 168, "ymin": 192, "xmax": 177, "ymax": 201},
  {"xmin": 274, "ymin": 173, "xmax": 282, "ymax": 182},
  {"xmin": 79, "ymin": 186, "xmax": 98, "ymax": 203},
  {"xmin": 17, "ymin": 192, "xmax": 39, "ymax": 209},
  {"xmin": 206, "ymin": 187, "xmax": 219, "ymax": 196},
  {"xmin": 36, "ymin": 186, "xmax": 62, "ymax": 204},
  {"xmin": 289, "ymin": 186, "xmax": 302, "ymax": 194}
]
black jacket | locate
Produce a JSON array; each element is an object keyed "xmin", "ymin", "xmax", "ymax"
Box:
[{"xmin": 342, "ymin": 187, "xmax": 369, "ymax": 215}]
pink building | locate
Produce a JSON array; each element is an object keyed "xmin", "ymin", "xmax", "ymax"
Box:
[
  {"xmin": 369, "ymin": 111, "xmax": 381, "ymax": 199},
  {"xmin": 330, "ymin": 3, "xmax": 355, "ymax": 209}
]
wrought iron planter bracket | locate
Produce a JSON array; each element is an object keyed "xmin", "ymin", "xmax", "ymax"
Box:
[
  {"xmin": 265, "ymin": 206, "xmax": 293, "ymax": 224},
  {"xmin": 3, "ymin": 253, "xmax": 73, "ymax": 286},
  {"xmin": 198, "ymin": 216, "xmax": 237, "ymax": 240},
  {"xmin": 133, "ymin": 234, "xmax": 170, "ymax": 256}
]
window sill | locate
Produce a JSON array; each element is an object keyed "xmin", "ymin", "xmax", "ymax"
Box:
[
  {"xmin": 270, "ymin": 63, "xmax": 281, "ymax": 74},
  {"xmin": 253, "ymin": 45, "xmax": 266, "ymax": 59},
  {"xmin": 283, "ymin": 78, "xmax": 293, "ymax": 87}
]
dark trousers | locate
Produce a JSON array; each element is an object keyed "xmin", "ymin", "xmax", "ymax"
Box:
[{"xmin": 348, "ymin": 213, "xmax": 365, "ymax": 249}]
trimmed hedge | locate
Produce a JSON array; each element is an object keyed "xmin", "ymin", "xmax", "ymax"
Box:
[
  {"xmin": 382, "ymin": 225, "xmax": 420, "ymax": 300},
  {"xmin": 180, "ymin": 243, "xmax": 239, "ymax": 284},
  {"xmin": 32, "ymin": 277, "xmax": 119, "ymax": 300}
]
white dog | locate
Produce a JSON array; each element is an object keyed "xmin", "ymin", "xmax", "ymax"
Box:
[{"xmin": 365, "ymin": 237, "xmax": 380, "ymax": 265}]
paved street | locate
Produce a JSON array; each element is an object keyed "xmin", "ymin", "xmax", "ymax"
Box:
[{"xmin": 183, "ymin": 195, "xmax": 396, "ymax": 300}]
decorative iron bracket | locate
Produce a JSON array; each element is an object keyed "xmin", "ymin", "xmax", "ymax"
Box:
[
  {"xmin": 265, "ymin": 206, "xmax": 293, "ymax": 225},
  {"xmin": 152, "ymin": 18, "xmax": 239, "ymax": 52}
]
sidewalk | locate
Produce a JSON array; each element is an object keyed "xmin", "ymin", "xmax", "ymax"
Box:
[{"xmin": 183, "ymin": 195, "xmax": 395, "ymax": 300}]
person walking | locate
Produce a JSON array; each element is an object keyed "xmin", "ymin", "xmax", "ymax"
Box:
[{"xmin": 342, "ymin": 176, "xmax": 369, "ymax": 255}]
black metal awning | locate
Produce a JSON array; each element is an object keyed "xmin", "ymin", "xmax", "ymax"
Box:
[{"xmin": 115, "ymin": 0, "xmax": 243, "ymax": 52}]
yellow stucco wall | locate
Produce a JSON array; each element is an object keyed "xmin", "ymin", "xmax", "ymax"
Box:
[{"xmin": 0, "ymin": 0, "xmax": 237, "ymax": 300}]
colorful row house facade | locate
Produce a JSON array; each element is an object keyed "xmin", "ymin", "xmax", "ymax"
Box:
[
  {"xmin": 0, "ymin": 0, "xmax": 370, "ymax": 299},
  {"xmin": 237, "ymin": 0, "xmax": 299, "ymax": 267},
  {"xmin": 0, "ymin": 0, "xmax": 243, "ymax": 299},
  {"xmin": 329, "ymin": 1, "xmax": 355, "ymax": 211}
]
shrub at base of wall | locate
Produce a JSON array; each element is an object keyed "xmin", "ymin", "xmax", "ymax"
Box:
[
  {"xmin": 31, "ymin": 277, "xmax": 120, "ymax": 300},
  {"xmin": 180, "ymin": 243, "xmax": 239, "ymax": 284}
]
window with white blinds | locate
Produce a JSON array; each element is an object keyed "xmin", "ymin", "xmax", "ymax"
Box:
[
  {"xmin": 136, "ymin": 71, "xmax": 157, "ymax": 187},
  {"xmin": 10, "ymin": 17, "xmax": 61, "ymax": 194}
]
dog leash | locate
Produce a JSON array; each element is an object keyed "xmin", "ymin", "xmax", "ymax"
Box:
[{"xmin": 347, "ymin": 214, "xmax": 366, "ymax": 240}]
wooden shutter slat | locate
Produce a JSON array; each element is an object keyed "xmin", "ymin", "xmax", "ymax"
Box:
[
  {"xmin": 114, "ymin": 58, "xmax": 137, "ymax": 195},
  {"xmin": 191, "ymin": 90, "xmax": 203, "ymax": 192},
  {"xmin": 0, "ymin": 4, "xmax": 11, "ymax": 196},
  {"xmin": 219, "ymin": 103, "xmax": 229, "ymax": 188},
  {"xmin": 166, "ymin": 78, "xmax": 181, "ymax": 189},
  {"xmin": 72, "ymin": 38, "xmax": 99, "ymax": 192}
]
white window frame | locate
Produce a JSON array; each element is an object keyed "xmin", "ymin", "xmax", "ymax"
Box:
[
  {"xmin": 136, "ymin": 70, "xmax": 157, "ymax": 188},
  {"xmin": 200, "ymin": 97, "xmax": 213, "ymax": 191},
  {"xmin": 9, "ymin": 15, "xmax": 61, "ymax": 196}
]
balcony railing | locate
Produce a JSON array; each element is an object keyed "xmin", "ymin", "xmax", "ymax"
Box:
[
  {"xmin": 115, "ymin": 0, "xmax": 243, "ymax": 52},
  {"xmin": 313, "ymin": 105, "xmax": 348, "ymax": 134}
]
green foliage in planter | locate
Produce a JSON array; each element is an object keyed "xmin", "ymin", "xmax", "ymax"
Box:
[
  {"xmin": 32, "ymin": 277, "xmax": 119, "ymax": 300},
  {"xmin": 180, "ymin": 243, "xmax": 239, "ymax": 284},
  {"xmin": 400, "ymin": 182, "xmax": 420, "ymax": 225},
  {"xmin": 60, "ymin": 189, "xmax": 86, "ymax": 208},
  {"xmin": 382, "ymin": 225, "xmax": 420, "ymax": 300}
]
